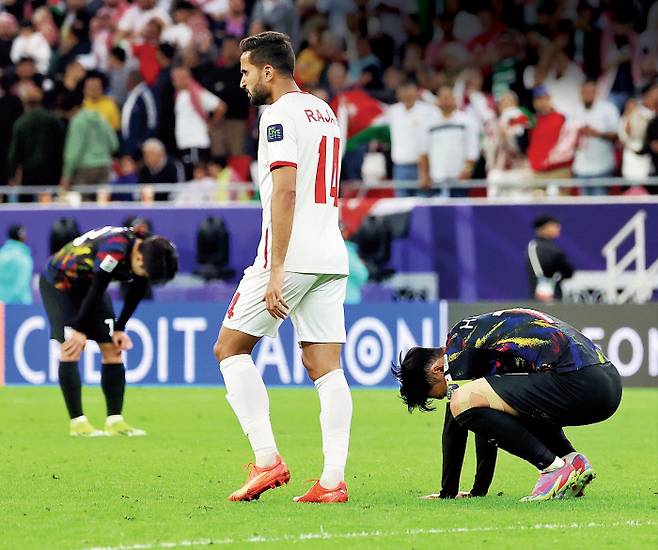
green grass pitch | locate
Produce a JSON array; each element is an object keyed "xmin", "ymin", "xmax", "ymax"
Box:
[{"xmin": 1, "ymin": 386, "xmax": 656, "ymax": 549}]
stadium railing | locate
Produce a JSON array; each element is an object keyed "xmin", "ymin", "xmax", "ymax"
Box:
[{"xmin": 1, "ymin": 177, "xmax": 657, "ymax": 203}]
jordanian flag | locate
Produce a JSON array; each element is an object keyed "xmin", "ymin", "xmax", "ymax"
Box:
[{"xmin": 330, "ymin": 90, "xmax": 390, "ymax": 153}]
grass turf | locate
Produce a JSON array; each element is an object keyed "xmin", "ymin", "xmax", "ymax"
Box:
[{"xmin": 1, "ymin": 386, "xmax": 656, "ymax": 549}]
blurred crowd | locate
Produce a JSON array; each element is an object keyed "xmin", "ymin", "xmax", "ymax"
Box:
[{"xmin": 1, "ymin": 0, "xmax": 658, "ymax": 203}]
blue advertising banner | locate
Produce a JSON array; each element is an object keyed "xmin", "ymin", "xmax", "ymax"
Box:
[{"xmin": 0, "ymin": 302, "xmax": 439, "ymax": 387}]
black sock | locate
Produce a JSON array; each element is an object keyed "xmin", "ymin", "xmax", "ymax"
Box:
[
  {"xmin": 471, "ymin": 434, "xmax": 498, "ymax": 496},
  {"xmin": 523, "ymin": 422, "xmax": 576, "ymax": 458},
  {"xmin": 58, "ymin": 361, "xmax": 83, "ymax": 419},
  {"xmin": 455, "ymin": 408, "xmax": 556, "ymax": 470},
  {"xmin": 101, "ymin": 363, "xmax": 126, "ymax": 416}
]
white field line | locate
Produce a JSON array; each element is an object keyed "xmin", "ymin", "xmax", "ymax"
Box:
[{"xmin": 84, "ymin": 519, "xmax": 655, "ymax": 549}]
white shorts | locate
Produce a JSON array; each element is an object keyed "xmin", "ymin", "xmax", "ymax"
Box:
[{"xmin": 222, "ymin": 269, "xmax": 347, "ymax": 343}]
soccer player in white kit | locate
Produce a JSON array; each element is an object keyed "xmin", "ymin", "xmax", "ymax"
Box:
[{"xmin": 212, "ymin": 32, "xmax": 352, "ymax": 503}]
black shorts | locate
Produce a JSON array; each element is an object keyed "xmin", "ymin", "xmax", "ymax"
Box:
[
  {"xmin": 39, "ymin": 273, "xmax": 115, "ymax": 344},
  {"xmin": 486, "ymin": 363, "xmax": 622, "ymax": 427}
]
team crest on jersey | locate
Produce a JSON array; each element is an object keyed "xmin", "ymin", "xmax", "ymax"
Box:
[{"xmin": 267, "ymin": 124, "xmax": 284, "ymax": 142}]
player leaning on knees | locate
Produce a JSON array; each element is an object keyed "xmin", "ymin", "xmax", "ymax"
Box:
[
  {"xmin": 39, "ymin": 226, "xmax": 178, "ymax": 437},
  {"xmin": 213, "ymin": 32, "xmax": 352, "ymax": 503},
  {"xmin": 393, "ymin": 308, "xmax": 622, "ymax": 502}
]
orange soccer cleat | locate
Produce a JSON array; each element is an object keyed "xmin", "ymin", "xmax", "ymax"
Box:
[
  {"xmin": 293, "ymin": 480, "xmax": 349, "ymax": 503},
  {"xmin": 228, "ymin": 455, "xmax": 291, "ymax": 502}
]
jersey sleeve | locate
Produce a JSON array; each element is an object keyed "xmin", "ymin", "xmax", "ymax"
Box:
[
  {"xmin": 263, "ymin": 108, "xmax": 298, "ymax": 171},
  {"xmin": 94, "ymin": 234, "xmax": 131, "ymax": 274}
]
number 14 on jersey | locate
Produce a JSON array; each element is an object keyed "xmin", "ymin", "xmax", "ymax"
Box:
[{"xmin": 314, "ymin": 136, "xmax": 340, "ymax": 207}]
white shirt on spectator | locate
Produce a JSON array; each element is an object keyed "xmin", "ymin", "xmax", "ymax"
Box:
[
  {"xmin": 524, "ymin": 63, "xmax": 585, "ymax": 119},
  {"xmin": 174, "ymin": 88, "xmax": 220, "ymax": 149},
  {"xmin": 421, "ymin": 110, "xmax": 479, "ymax": 181},
  {"xmin": 161, "ymin": 23, "xmax": 193, "ymax": 50},
  {"xmin": 118, "ymin": 5, "xmax": 171, "ymax": 36},
  {"xmin": 10, "ymin": 32, "xmax": 51, "ymax": 74},
  {"xmin": 573, "ymin": 100, "xmax": 620, "ymax": 176},
  {"xmin": 385, "ymin": 100, "xmax": 439, "ymax": 165}
]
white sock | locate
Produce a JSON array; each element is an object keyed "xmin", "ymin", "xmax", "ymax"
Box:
[
  {"xmin": 106, "ymin": 414, "xmax": 124, "ymax": 425},
  {"xmin": 220, "ymin": 354, "xmax": 278, "ymax": 468},
  {"xmin": 315, "ymin": 369, "xmax": 352, "ymax": 489},
  {"xmin": 541, "ymin": 456, "xmax": 565, "ymax": 473},
  {"xmin": 70, "ymin": 415, "xmax": 88, "ymax": 426}
]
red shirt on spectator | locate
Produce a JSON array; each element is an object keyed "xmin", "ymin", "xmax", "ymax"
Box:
[
  {"xmin": 132, "ymin": 43, "xmax": 160, "ymax": 86},
  {"xmin": 527, "ymin": 111, "xmax": 575, "ymax": 172}
]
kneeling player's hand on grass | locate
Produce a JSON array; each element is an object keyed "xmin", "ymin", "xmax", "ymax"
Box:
[
  {"xmin": 112, "ymin": 331, "xmax": 133, "ymax": 350},
  {"xmin": 62, "ymin": 330, "xmax": 87, "ymax": 356}
]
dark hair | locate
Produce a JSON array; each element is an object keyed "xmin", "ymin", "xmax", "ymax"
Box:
[
  {"xmin": 391, "ymin": 346, "xmax": 444, "ymax": 413},
  {"xmin": 110, "ymin": 46, "xmax": 127, "ymax": 63},
  {"xmin": 8, "ymin": 224, "xmax": 26, "ymax": 241},
  {"xmin": 239, "ymin": 31, "xmax": 295, "ymax": 77},
  {"xmin": 533, "ymin": 215, "xmax": 559, "ymax": 229},
  {"xmin": 158, "ymin": 42, "xmax": 176, "ymax": 60},
  {"xmin": 140, "ymin": 235, "xmax": 178, "ymax": 284},
  {"xmin": 60, "ymin": 90, "xmax": 84, "ymax": 112}
]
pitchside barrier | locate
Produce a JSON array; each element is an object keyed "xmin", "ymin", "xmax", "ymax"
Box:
[{"xmin": 0, "ymin": 301, "xmax": 655, "ymax": 387}]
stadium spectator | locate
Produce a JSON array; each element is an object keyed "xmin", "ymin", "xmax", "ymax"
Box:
[
  {"xmin": 174, "ymin": 162, "xmax": 217, "ymax": 204},
  {"xmin": 153, "ymin": 43, "xmax": 177, "ymax": 154},
  {"xmin": 619, "ymin": 82, "xmax": 658, "ymax": 182},
  {"xmin": 486, "ymin": 90, "xmax": 532, "ymax": 198},
  {"xmin": 526, "ymin": 215, "xmax": 574, "ymax": 303},
  {"xmin": 251, "ymin": 0, "xmax": 299, "ymax": 50},
  {"xmin": 138, "ymin": 137, "xmax": 185, "ymax": 200},
  {"xmin": 0, "ymin": 224, "xmax": 33, "ymax": 305},
  {"xmin": 527, "ymin": 87, "xmax": 577, "ymax": 191},
  {"xmin": 83, "ymin": 73, "xmax": 121, "ymax": 131},
  {"xmin": 60, "ymin": 93, "xmax": 118, "ymax": 192},
  {"xmin": 419, "ymin": 85, "xmax": 479, "ymax": 197},
  {"xmin": 208, "ymin": 35, "xmax": 250, "ymax": 159},
  {"xmin": 0, "ymin": 12, "xmax": 18, "ymax": 69},
  {"xmin": 131, "ymin": 16, "xmax": 166, "ymax": 87},
  {"xmin": 120, "ymin": 70, "xmax": 157, "ymax": 157},
  {"xmin": 385, "ymin": 79, "xmax": 438, "ymax": 197},
  {"xmin": 599, "ymin": 8, "xmax": 638, "ymax": 113},
  {"xmin": 643, "ymin": 109, "xmax": 658, "ymax": 194},
  {"xmin": 424, "ymin": 12, "xmax": 473, "ymax": 76},
  {"xmin": 573, "ymin": 2, "xmax": 602, "ymax": 80},
  {"xmin": 216, "ymin": 0, "xmax": 249, "ymax": 41},
  {"xmin": 10, "ymin": 20, "xmax": 50, "ymax": 75},
  {"xmin": 171, "ymin": 65, "xmax": 226, "ymax": 179},
  {"xmin": 13, "ymin": 56, "xmax": 44, "ymax": 97},
  {"xmin": 295, "ymin": 25, "xmax": 325, "ymax": 88},
  {"xmin": 111, "ymin": 154, "xmax": 139, "ymax": 201},
  {"xmin": 572, "ymin": 81, "xmax": 620, "ymax": 196},
  {"xmin": 44, "ymin": 60, "xmax": 86, "ymax": 112},
  {"xmin": 349, "ymin": 37, "xmax": 383, "ymax": 92},
  {"xmin": 523, "ymin": 40, "xmax": 585, "ymax": 120},
  {"xmin": 161, "ymin": 1, "xmax": 195, "ymax": 51},
  {"xmin": 8, "ymin": 86, "xmax": 64, "ymax": 199},
  {"xmin": 115, "ymin": 0, "xmax": 171, "ymax": 43},
  {"xmin": 107, "ymin": 47, "xmax": 138, "ymax": 106},
  {"xmin": 32, "ymin": 6, "xmax": 58, "ymax": 49},
  {"xmin": 0, "ymin": 74, "xmax": 23, "ymax": 189}
]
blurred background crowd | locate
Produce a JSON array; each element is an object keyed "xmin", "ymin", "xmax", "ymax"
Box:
[{"xmin": 1, "ymin": 0, "xmax": 658, "ymax": 203}]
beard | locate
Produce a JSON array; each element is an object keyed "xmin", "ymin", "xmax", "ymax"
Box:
[{"xmin": 248, "ymin": 82, "xmax": 270, "ymax": 106}]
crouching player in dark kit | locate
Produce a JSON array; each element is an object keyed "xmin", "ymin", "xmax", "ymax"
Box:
[
  {"xmin": 393, "ymin": 308, "xmax": 622, "ymax": 501},
  {"xmin": 39, "ymin": 226, "xmax": 178, "ymax": 437}
]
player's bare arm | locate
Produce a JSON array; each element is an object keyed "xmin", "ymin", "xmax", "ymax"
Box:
[{"xmin": 266, "ymin": 165, "xmax": 296, "ymax": 319}]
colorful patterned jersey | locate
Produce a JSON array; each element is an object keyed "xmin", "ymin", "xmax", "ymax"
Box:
[
  {"xmin": 444, "ymin": 308, "xmax": 608, "ymax": 380},
  {"xmin": 45, "ymin": 226, "xmax": 138, "ymax": 291}
]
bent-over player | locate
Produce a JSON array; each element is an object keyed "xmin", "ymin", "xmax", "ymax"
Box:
[
  {"xmin": 213, "ymin": 32, "xmax": 351, "ymax": 503},
  {"xmin": 393, "ymin": 308, "xmax": 622, "ymax": 501},
  {"xmin": 40, "ymin": 225, "xmax": 177, "ymax": 436}
]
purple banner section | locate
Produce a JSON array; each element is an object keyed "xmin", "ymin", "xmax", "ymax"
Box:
[
  {"xmin": 0, "ymin": 206, "xmax": 263, "ymax": 282},
  {"xmin": 1, "ymin": 199, "xmax": 656, "ymax": 300},
  {"xmin": 388, "ymin": 199, "xmax": 658, "ymax": 300}
]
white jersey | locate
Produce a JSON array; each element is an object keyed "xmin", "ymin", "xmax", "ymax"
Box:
[{"xmin": 253, "ymin": 91, "xmax": 348, "ymax": 275}]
